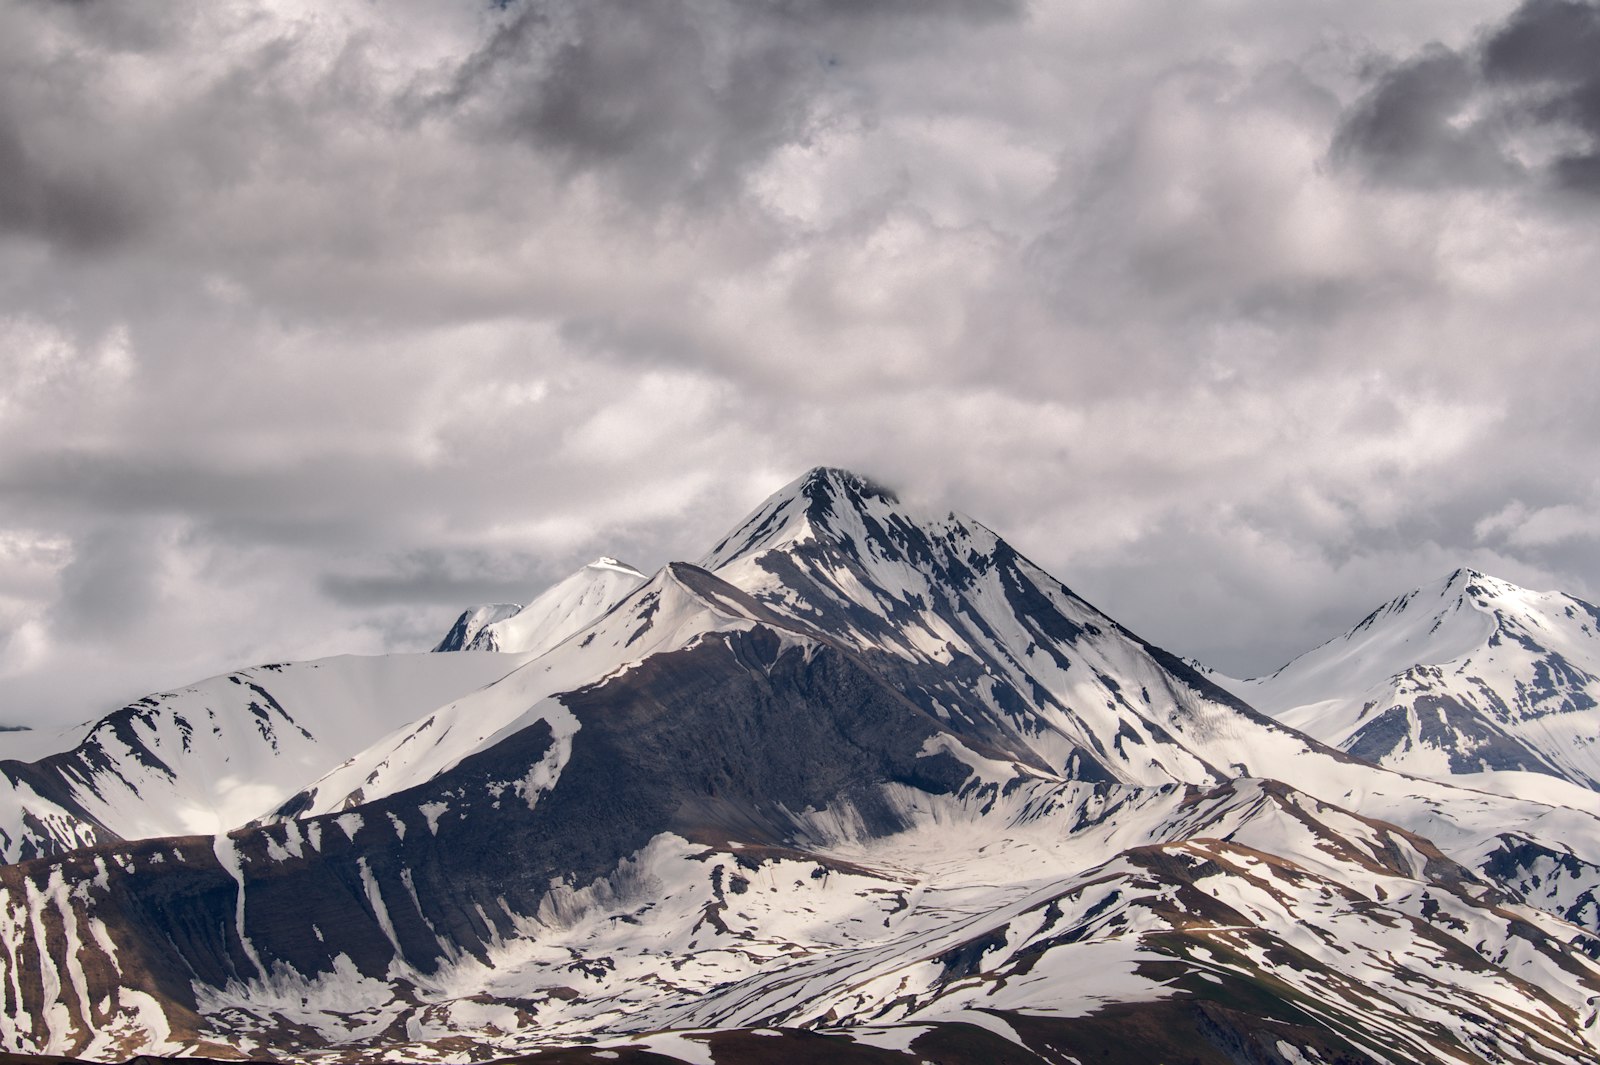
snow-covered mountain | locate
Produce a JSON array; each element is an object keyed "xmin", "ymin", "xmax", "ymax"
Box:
[
  {"xmin": 274, "ymin": 561, "xmax": 816, "ymax": 820},
  {"xmin": 435, "ymin": 556, "xmax": 647, "ymax": 654},
  {"xmin": 1218, "ymin": 568, "xmax": 1600, "ymax": 792},
  {"xmin": 432, "ymin": 602, "xmax": 522, "ymax": 652},
  {"xmin": 3, "ymin": 470, "xmax": 1600, "ymax": 1064},
  {"xmin": 699, "ymin": 469, "xmax": 1321, "ymax": 784},
  {"xmin": 0, "ymin": 555, "xmax": 649, "ymax": 865},
  {"xmin": 0, "ymin": 652, "xmax": 529, "ymax": 863}
]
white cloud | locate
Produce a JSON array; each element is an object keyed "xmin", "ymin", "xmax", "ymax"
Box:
[{"xmin": 1477, "ymin": 501, "xmax": 1600, "ymax": 548}]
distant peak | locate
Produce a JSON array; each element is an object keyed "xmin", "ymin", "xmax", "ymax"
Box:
[
  {"xmin": 432, "ymin": 602, "xmax": 523, "ymax": 652},
  {"xmin": 587, "ymin": 556, "xmax": 644, "ymax": 577}
]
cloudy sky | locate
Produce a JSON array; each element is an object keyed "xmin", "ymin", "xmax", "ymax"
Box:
[{"xmin": 3, "ymin": 0, "xmax": 1600, "ymax": 727}]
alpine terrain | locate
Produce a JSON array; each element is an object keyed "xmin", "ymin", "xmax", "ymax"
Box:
[
  {"xmin": 1213, "ymin": 569, "xmax": 1600, "ymax": 794},
  {"xmin": 0, "ymin": 468, "xmax": 1598, "ymax": 1065}
]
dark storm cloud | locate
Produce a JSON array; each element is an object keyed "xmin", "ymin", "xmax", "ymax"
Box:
[
  {"xmin": 0, "ymin": 114, "xmax": 148, "ymax": 251},
  {"xmin": 0, "ymin": 0, "xmax": 367, "ymax": 260},
  {"xmin": 23, "ymin": 0, "xmax": 196, "ymax": 53},
  {"xmin": 1482, "ymin": 0, "xmax": 1600, "ymax": 192},
  {"xmin": 449, "ymin": 4, "xmax": 817, "ymax": 202},
  {"xmin": 1333, "ymin": 0, "xmax": 1600, "ymax": 196},
  {"xmin": 0, "ymin": 6, "xmax": 163, "ymax": 255},
  {"xmin": 1331, "ymin": 47, "xmax": 1515, "ymax": 187},
  {"xmin": 0, "ymin": 448, "xmax": 414, "ymax": 546},
  {"xmin": 434, "ymin": 0, "xmax": 1021, "ymax": 204},
  {"xmin": 1482, "ymin": 0, "xmax": 1600, "ymax": 82}
]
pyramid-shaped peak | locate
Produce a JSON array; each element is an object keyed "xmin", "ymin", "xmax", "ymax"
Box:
[
  {"xmin": 771, "ymin": 467, "xmax": 904, "ymax": 522},
  {"xmin": 796, "ymin": 466, "xmax": 900, "ymax": 501},
  {"xmin": 699, "ymin": 467, "xmax": 914, "ymax": 571},
  {"xmin": 1352, "ymin": 567, "xmax": 1526, "ymax": 616}
]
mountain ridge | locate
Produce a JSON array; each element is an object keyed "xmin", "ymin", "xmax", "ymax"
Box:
[
  {"xmin": 1215, "ymin": 567, "xmax": 1600, "ymax": 791},
  {"xmin": 2, "ymin": 469, "xmax": 1600, "ymax": 1062}
]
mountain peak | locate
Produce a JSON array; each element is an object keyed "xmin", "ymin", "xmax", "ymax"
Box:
[
  {"xmin": 699, "ymin": 466, "xmax": 905, "ymax": 572},
  {"xmin": 587, "ymin": 556, "xmax": 646, "ymax": 578},
  {"xmin": 436, "ymin": 558, "xmax": 648, "ymax": 655},
  {"xmin": 13, "ymin": 468, "xmax": 1600, "ymax": 1064},
  {"xmin": 779, "ymin": 467, "xmax": 904, "ymax": 529},
  {"xmin": 797, "ymin": 465, "xmax": 899, "ymax": 501},
  {"xmin": 433, "ymin": 602, "xmax": 523, "ymax": 652},
  {"xmin": 1442, "ymin": 566, "xmax": 1518, "ymax": 599},
  {"xmin": 1334, "ymin": 567, "xmax": 1531, "ymax": 648},
  {"xmin": 1234, "ymin": 563, "xmax": 1600, "ymax": 788}
]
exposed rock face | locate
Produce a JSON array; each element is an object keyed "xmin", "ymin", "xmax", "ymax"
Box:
[
  {"xmin": 0, "ymin": 586, "xmax": 999, "ymax": 1056},
  {"xmin": 0, "ymin": 653, "xmax": 527, "ymax": 864},
  {"xmin": 2, "ymin": 470, "xmax": 1600, "ymax": 1063}
]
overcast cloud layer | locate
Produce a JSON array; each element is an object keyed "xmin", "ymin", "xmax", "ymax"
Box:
[{"xmin": 3, "ymin": 0, "xmax": 1600, "ymax": 727}]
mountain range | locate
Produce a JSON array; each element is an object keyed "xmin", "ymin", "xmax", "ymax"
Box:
[
  {"xmin": 1211, "ymin": 568, "xmax": 1600, "ymax": 795},
  {"xmin": 0, "ymin": 467, "xmax": 1597, "ymax": 1064}
]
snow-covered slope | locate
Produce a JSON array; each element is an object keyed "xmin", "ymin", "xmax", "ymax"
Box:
[
  {"xmin": 0, "ymin": 557, "xmax": 649, "ymax": 863},
  {"xmin": 0, "ymin": 652, "xmax": 528, "ymax": 861},
  {"xmin": 5, "ymin": 469, "xmax": 1600, "ymax": 1064},
  {"xmin": 693, "ymin": 472, "xmax": 1600, "ymax": 921},
  {"xmin": 9, "ymin": 771, "xmax": 1599, "ymax": 1062},
  {"xmin": 441, "ymin": 557, "xmax": 647, "ymax": 655},
  {"xmin": 432, "ymin": 603, "xmax": 521, "ymax": 652},
  {"xmin": 649, "ymin": 779, "xmax": 1600, "ymax": 1064},
  {"xmin": 278, "ymin": 562, "xmax": 785, "ymax": 818},
  {"xmin": 701, "ymin": 468, "xmax": 1301, "ymax": 789},
  {"xmin": 1219, "ymin": 568, "xmax": 1600, "ymax": 790},
  {"xmin": 280, "ymin": 470, "xmax": 1600, "ymax": 931}
]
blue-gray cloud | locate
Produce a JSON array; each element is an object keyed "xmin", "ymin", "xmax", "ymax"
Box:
[{"xmin": 1334, "ymin": 0, "xmax": 1600, "ymax": 196}]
